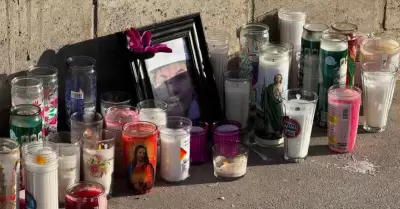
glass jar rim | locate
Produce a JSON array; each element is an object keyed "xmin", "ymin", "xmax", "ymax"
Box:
[
  {"xmin": 321, "ymin": 33, "xmax": 347, "ymax": 42},
  {"xmin": 10, "ymin": 104, "xmax": 41, "ymax": 116},
  {"xmin": 22, "ymin": 141, "xmax": 58, "ymax": 166},
  {"xmin": 122, "ymin": 121, "xmax": 159, "ymax": 137},
  {"xmin": 190, "ymin": 121, "xmax": 209, "ymax": 135},
  {"xmin": 361, "ymin": 38, "xmax": 400, "ymax": 53},
  {"xmin": 241, "ymin": 23, "xmax": 269, "ymax": 33},
  {"xmin": 281, "ymin": 88, "xmax": 319, "ymax": 103},
  {"xmin": 83, "ymin": 129, "xmax": 116, "ymax": 146},
  {"xmin": 223, "ymin": 71, "xmax": 251, "ymax": 82},
  {"xmin": 104, "ymin": 105, "xmax": 138, "ymax": 125},
  {"xmin": 303, "ymin": 23, "xmax": 330, "ymax": 33},
  {"xmin": 70, "ymin": 112, "xmax": 103, "ymax": 125},
  {"xmin": 212, "ymin": 142, "xmax": 249, "ymax": 156},
  {"xmin": 160, "ymin": 116, "xmax": 192, "ymax": 136},
  {"xmin": 0, "ymin": 138, "xmax": 19, "ymax": 154},
  {"xmin": 47, "ymin": 131, "xmax": 81, "ymax": 146},
  {"xmin": 212, "ymin": 120, "xmax": 242, "ymax": 134},
  {"xmin": 136, "ymin": 99, "xmax": 168, "ymax": 110},
  {"xmin": 100, "ymin": 91, "xmax": 132, "ymax": 104},
  {"xmin": 331, "ymin": 22, "xmax": 358, "ymax": 34},
  {"xmin": 28, "ymin": 65, "xmax": 58, "ymax": 78},
  {"xmin": 361, "ymin": 62, "xmax": 399, "ymax": 75},
  {"xmin": 66, "ymin": 181, "xmax": 106, "ymax": 200},
  {"xmin": 328, "ymin": 84, "xmax": 362, "ymax": 98},
  {"xmin": 278, "ymin": 8, "xmax": 306, "ymax": 21},
  {"xmin": 67, "ymin": 56, "xmax": 96, "ymax": 70},
  {"xmin": 10, "ymin": 76, "xmax": 42, "ymax": 89}
]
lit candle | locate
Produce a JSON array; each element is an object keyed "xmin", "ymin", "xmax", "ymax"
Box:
[
  {"xmin": 213, "ymin": 154, "xmax": 248, "ymax": 179},
  {"xmin": 160, "ymin": 117, "xmax": 192, "ymax": 182},
  {"xmin": 224, "ymin": 71, "xmax": 251, "ymax": 128},
  {"xmin": 23, "ymin": 141, "xmax": 58, "ymax": 209},
  {"xmin": 83, "ymin": 143, "xmax": 114, "ymax": 195},
  {"xmin": 58, "ymin": 144, "xmax": 79, "ymax": 204}
]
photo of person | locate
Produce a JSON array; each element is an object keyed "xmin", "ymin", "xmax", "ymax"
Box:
[
  {"xmin": 146, "ymin": 38, "xmax": 200, "ymax": 120},
  {"xmin": 127, "ymin": 145, "xmax": 155, "ymax": 194}
]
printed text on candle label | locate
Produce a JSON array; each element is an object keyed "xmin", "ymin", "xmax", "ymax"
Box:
[{"xmin": 283, "ymin": 117, "xmax": 301, "ymax": 138}]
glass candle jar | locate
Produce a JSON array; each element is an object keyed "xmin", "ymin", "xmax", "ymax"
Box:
[
  {"xmin": 82, "ymin": 130, "xmax": 115, "ymax": 196},
  {"xmin": 0, "ymin": 138, "xmax": 20, "ymax": 209},
  {"xmin": 212, "ymin": 142, "xmax": 248, "ymax": 180},
  {"xmin": 23, "ymin": 141, "xmax": 59, "ymax": 209},
  {"xmin": 65, "ymin": 181, "xmax": 107, "ymax": 209},
  {"xmin": 331, "ymin": 22, "xmax": 359, "ymax": 85},
  {"xmin": 70, "ymin": 112, "xmax": 103, "ymax": 137},
  {"xmin": 160, "ymin": 116, "xmax": 192, "ymax": 182},
  {"xmin": 122, "ymin": 121, "xmax": 158, "ymax": 195},
  {"xmin": 28, "ymin": 66, "xmax": 59, "ymax": 135},
  {"xmin": 190, "ymin": 121, "xmax": 209, "ymax": 165},
  {"xmin": 207, "ymin": 29, "xmax": 230, "ymax": 109},
  {"xmin": 104, "ymin": 105, "xmax": 138, "ymax": 177},
  {"xmin": 255, "ymin": 43, "xmax": 290, "ymax": 146},
  {"xmin": 65, "ymin": 56, "xmax": 97, "ymax": 128},
  {"xmin": 316, "ymin": 33, "xmax": 348, "ymax": 128},
  {"xmin": 212, "ymin": 120, "xmax": 241, "ymax": 150},
  {"xmin": 360, "ymin": 38, "xmax": 400, "ymax": 68},
  {"xmin": 361, "ymin": 62, "xmax": 398, "ymax": 132},
  {"xmin": 137, "ymin": 99, "xmax": 168, "ymax": 166},
  {"xmin": 48, "ymin": 132, "xmax": 81, "ymax": 205},
  {"xmin": 224, "ymin": 71, "xmax": 251, "ymax": 129},
  {"xmin": 239, "ymin": 23, "xmax": 269, "ymax": 94},
  {"xmin": 327, "ymin": 85, "xmax": 362, "ymax": 153},
  {"xmin": 9, "ymin": 104, "xmax": 43, "ymax": 145},
  {"xmin": 100, "ymin": 91, "xmax": 132, "ymax": 116}
]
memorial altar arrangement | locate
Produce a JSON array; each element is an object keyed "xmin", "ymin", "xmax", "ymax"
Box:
[{"xmin": 1, "ymin": 10, "xmax": 399, "ymax": 209}]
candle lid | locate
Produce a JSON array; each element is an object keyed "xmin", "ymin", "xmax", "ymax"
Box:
[{"xmin": 331, "ymin": 22, "xmax": 358, "ymax": 36}]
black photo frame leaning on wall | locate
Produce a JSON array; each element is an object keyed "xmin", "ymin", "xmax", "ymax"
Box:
[{"xmin": 129, "ymin": 13, "xmax": 223, "ymax": 125}]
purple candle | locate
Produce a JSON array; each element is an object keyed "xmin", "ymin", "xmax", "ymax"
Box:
[
  {"xmin": 212, "ymin": 120, "xmax": 242, "ymax": 156},
  {"xmin": 190, "ymin": 122, "xmax": 209, "ymax": 165}
]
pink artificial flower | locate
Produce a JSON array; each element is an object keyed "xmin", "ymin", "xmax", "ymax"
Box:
[{"xmin": 126, "ymin": 28, "xmax": 172, "ymax": 54}]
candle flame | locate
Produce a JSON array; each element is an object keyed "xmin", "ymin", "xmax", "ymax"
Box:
[
  {"xmin": 35, "ymin": 155, "xmax": 47, "ymax": 165},
  {"xmin": 223, "ymin": 161, "xmax": 229, "ymax": 165},
  {"xmin": 98, "ymin": 144, "xmax": 102, "ymax": 150}
]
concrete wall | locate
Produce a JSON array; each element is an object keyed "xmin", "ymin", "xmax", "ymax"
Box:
[{"xmin": 0, "ymin": 0, "xmax": 399, "ymax": 134}]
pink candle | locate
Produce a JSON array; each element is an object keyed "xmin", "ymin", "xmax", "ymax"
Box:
[
  {"xmin": 104, "ymin": 105, "xmax": 138, "ymax": 177},
  {"xmin": 327, "ymin": 85, "xmax": 362, "ymax": 153}
]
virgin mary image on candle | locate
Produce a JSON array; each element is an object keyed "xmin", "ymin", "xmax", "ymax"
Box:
[
  {"xmin": 128, "ymin": 145, "xmax": 155, "ymax": 194},
  {"xmin": 261, "ymin": 73, "xmax": 283, "ymax": 135},
  {"xmin": 146, "ymin": 38, "xmax": 200, "ymax": 120}
]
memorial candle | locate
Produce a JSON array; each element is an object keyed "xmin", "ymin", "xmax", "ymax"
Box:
[
  {"xmin": 212, "ymin": 142, "xmax": 248, "ymax": 180},
  {"xmin": 65, "ymin": 181, "xmax": 107, "ymax": 209}
]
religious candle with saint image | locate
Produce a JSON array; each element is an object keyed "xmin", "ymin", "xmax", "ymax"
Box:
[{"xmin": 122, "ymin": 122, "xmax": 158, "ymax": 195}]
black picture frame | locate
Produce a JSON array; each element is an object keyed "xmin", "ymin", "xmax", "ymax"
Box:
[{"xmin": 129, "ymin": 13, "xmax": 223, "ymax": 125}]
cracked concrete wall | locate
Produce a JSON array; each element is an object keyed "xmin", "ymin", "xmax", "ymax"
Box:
[{"xmin": 0, "ymin": 0, "xmax": 399, "ymax": 134}]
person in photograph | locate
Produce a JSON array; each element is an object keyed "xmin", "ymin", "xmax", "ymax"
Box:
[{"xmin": 128, "ymin": 145, "xmax": 154, "ymax": 194}]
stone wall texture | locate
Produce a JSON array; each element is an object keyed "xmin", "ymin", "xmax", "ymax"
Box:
[{"xmin": 0, "ymin": 0, "xmax": 399, "ymax": 134}]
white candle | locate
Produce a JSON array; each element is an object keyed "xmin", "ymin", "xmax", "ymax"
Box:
[
  {"xmin": 160, "ymin": 129, "xmax": 190, "ymax": 182},
  {"xmin": 139, "ymin": 108, "xmax": 167, "ymax": 166},
  {"xmin": 283, "ymin": 100, "xmax": 315, "ymax": 158},
  {"xmin": 213, "ymin": 155, "xmax": 247, "ymax": 178},
  {"xmin": 364, "ymin": 73, "xmax": 395, "ymax": 128},
  {"xmin": 278, "ymin": 8, "xmax": 306, "ymax": 48},
  {"xmin": 58, "ymin": 144, "xmax": 78, "ymax": 203},
  {"xmin": 224, "ymin": 78, "xmax": 250, "ymax": 128},
  {"xmin": 83, "ymin": 145, "xmax": 114, "ymax": 195},
  {"xmin": 25, "ymin": 146, "xmax": 58, "ymax": 209}
]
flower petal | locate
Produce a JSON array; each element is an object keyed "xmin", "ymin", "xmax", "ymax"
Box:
[
  {"xmin": 144, "ymin": 46, "xmax": 157, "ymax": 53},
  {"xmin": 130, "ymin": 44, "xmax": 144, "ymax": 53},
  {"xmin": 141, "ymin": 31, "xmax": 152, "ymax": 46},
  {"xmin": 152, "ymin": 43, "xmax": 168, "ymax": 48},
  {"xmin": 156, "ymin": 46, "xmax": 173, "ymax": 53},
  {"xmin": 126, "ymin": 28, "xmax": 141, "ymax": 45}
]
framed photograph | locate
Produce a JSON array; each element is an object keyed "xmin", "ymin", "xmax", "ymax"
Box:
[{"xmin": 130, "ymin": 13, "xmax": 223, "ymax": 124}]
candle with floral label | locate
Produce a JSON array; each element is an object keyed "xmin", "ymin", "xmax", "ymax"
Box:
[
  {"xmin": 0, "ymin": 139, "xmax": 20, "ymax": 209},
  {"xmin": 82, "ymin": 130, "xmax": 115, "ymax": 196},
  {"xmin": 23, "ymin": 141, "xmax": 59, "ymax": 209}
]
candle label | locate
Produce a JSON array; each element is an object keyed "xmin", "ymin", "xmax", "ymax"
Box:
[
  {"xmin": 122, "ymin": 132, "xmax": 157, "ymax": 194},
  {"xmin": 86, "ymin": 154, "xmax": 111, "ymax": 178},
  {"xmin": 0, "ymin": 160, "xmax": 19, "ymax": 209},
  {"xmin": 282, "ymin": 117, "xmax": 301, "ymax": 138},
  {"xmin": 317, "ymin": 48, "xmax": 348, "ymax": 128},
  {"xmin": 43, "ymin": 85, "xmax": 58, "ymax": 135},
  {"xmin": 347, "ymin": 38, "xmax": 357, "ymax": 85},
  {"xmin": 299, "ymin": 38, "xmax": 321, "ymax": 92},
  {"xmin": 327, "ymin": 102, "xmax": 351, "ymax": 150},
  {"xmin": 9, "ymin": 123, "xmax": 43, "ymax": 146}
]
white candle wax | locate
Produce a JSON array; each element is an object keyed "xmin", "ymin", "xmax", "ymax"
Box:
[
  {"xmin": 213, "ymin": 155, "xmax": 247, "ymax": 178},
  {"xmin": 224, "ymin": 79, "xmax": 250, "ymax": 128},
  {"xmin": 283, "ymin": 100, "xmax": 315, "ymax": 158},
  {"xmin": 216, "ymin": 124, "xmax": 239, "ymax": 132},
  {"xmin": 25, "ymin": 148, "xmax": 58, "ymax": 209},
  {"xmin": 160, "ymin": 129, "xmax": 190, "ymax": 182},
  {"xmin": 0, "ymin": 149, "xmax": 20, "ymax": 209},
  {"xmin": 257, "ymin": 54, "xmax": 290, "ymax": 107},
  {"xmin": 83, "ymin": 146, "xmax": 115, "ymax": 195},
  {"xmin": 139, "ymin": 108, "xmax": 167, "ymax": 166},
  {"xmin": 58, "ymin": 145, "xmax": 78, "ymax": 203},
  {"xmin": 364, "ymin": 74, "xmax": 395, "ymax": 127}
]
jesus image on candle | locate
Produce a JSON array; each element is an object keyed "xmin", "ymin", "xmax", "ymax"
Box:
[
  {"xmin": 128, "ymin": 145, "xmax": 155, "ymax": 194},
  {"xmin": 261, "ymin": 74, "xmax": 284, "ymax": 135}
]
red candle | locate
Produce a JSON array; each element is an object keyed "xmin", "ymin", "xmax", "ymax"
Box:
[{"xmin": 65, "ymin": 182, "xmax": 107, "ymax": 209}]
